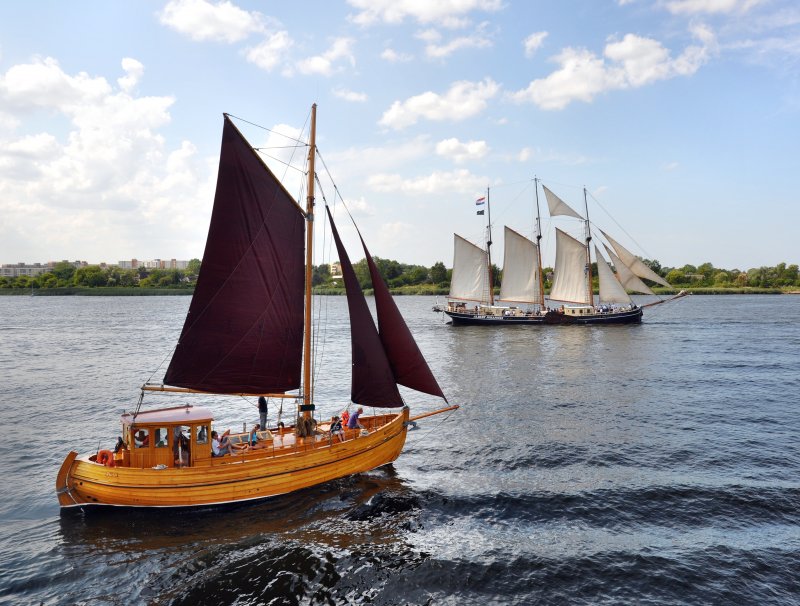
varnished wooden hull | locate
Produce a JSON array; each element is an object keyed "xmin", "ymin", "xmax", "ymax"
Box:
[{"xmin": 56, "ymin": 409, "xmax": 409, "ymax": 509}]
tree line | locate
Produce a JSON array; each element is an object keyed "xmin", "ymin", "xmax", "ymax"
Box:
[
  {"xmin": 3, "ymin": 257, "xmax": 798, "ymax": 291},
  {"xmin": 0, "ymin": 260, "xmax": 201, "ymax": 289}
]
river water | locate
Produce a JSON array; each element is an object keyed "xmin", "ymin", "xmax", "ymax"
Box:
[{"xmin": 0, "ymin": 294, "xmax": 798, "ymax": 605}]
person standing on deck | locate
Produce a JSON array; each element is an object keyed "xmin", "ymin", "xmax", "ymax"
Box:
[{"xmin": 258, "ymin": 396, "xmax": 268, "ymax": 431}]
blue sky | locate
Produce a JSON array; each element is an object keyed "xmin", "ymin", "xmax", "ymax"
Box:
[{"xmin": 0, "ymin": 0, "xmax": 798, "ymax": 271}]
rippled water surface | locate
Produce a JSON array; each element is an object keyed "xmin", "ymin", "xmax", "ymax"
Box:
[{"xmin": 1, "ymin": 294, "xmax": 798, "ymax": 605}]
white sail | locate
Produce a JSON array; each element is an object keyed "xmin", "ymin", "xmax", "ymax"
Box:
[
  {"xmin": 499, "ymin": 226, "xmax": 541, "ymax": 304},
  {"xmin": 595, "ymin": 246, "xmax": 631, "ymax": 304},
  {"xmin": 550, "ymin": 228, "xmax": 590, "ymax": 304},
  {"xmin": 601, "ymin": 230, "xmax": 671, "ymax": 288},
  {"xmin": 449, "ymin": 234, "xmax": 490, "ymax": 303},
  {"xmin": 604, "ymin": 244, "xmax": 655, "ymax": 295},
  {"xmin": 543, "ymin": 185, "xmax": 584, "ymax": 220}
]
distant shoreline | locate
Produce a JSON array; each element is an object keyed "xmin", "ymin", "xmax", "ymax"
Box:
[{"xmin": 0, "ymin": 286, "xmax": 790, "ymax": 296}]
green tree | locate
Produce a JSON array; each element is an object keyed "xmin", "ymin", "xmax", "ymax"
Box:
[
  {"xmin": 51, "ymin": 261, "xmax": 76, "ymax": 282},
  {"xmin": 430, "ymin": 261, "xmax": 447, "ymax": 284},
  {"xmin": 74, "ymin": 265, "xmax": 108, "ymax": 287},
  {"xmin": 312, "ymin": 264, "xmax": 331, "ymax": 286},
  {"xmin": 666, "ymin": 269, "xmax": 686, "ymax": 284},
  {"xmin": 187, "ymin": 258, "xmax": 201, "ymax": 274}
]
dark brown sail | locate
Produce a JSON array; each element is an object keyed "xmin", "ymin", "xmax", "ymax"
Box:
[
  {"xmin": 326, "ymin": 207, "xmax": 404, "ymax": 407},
  {"xmin": 360, "ymin": 236, "xmax": 447, "ymax": 401},
  {"xmin": 164, "ymin": 116, "xmax": 306, "ymax": 394}
]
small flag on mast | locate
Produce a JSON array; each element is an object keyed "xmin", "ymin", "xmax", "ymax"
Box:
[
  {"xmin": 477, "ymin": 209, "xmax": 485, "ymax": 215},
  {"xmin": 475, "ymin": 196, "xmax": 486, "ymax": 205}
]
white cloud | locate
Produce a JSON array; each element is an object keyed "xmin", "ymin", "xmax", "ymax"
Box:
[
  {"xmin": 379, "ymin": 78, "xmax": 499, "ymax": 130},
  {"xmin": 343, "ymin": 196, "xmax": 374, "ymax": 216},
  {"xmin": 347, "ymin": 0, "xmax": 503, "ymax": 27},
  {"xmin": 245, "ymin": 31, "xmax": 293, "ymax": 71},
  {"xmin": 436, "ymin": 138, "xmax": 489, "ymax": 163},
  {"xmin": 518, "ymin": 147, "xmax": 532, "ymax": 162},
  {"xmin": 663, "ymin": 0, "xmax": 763, "ymax": 15},
  {"xmin": 524, "ymin": 31, "xmax": 548, "ymax": 57},
  {"xmin": 381, "ymin": 48, "xmax": 413, "ymax": 62},
  {"xmin": 296, "ymin": 37, "xmax": 355, "ymax": 76},
  {"xmin": 0, "ymin": 56, "xmax": 217, "ymax": 261},
  {"xmin": 367, "ymin": 168, "xmax": 486, "ymax": 194},
  {"xmin": 333, "ymin": 87, "xmax": 368, "ymax": 102},
  {"xmin": 378, "ymin": 221, "xmax": 413, "ymax": 243},
  {"xmin": 510, "ymin": 27, "xmax": 717, "ymax": 110},
  {"xmin": 158, "ymin": 0, "xmax": 265, "ymax": 43},
  {"xmin": 425, "ymin": 33, "xmax": 492, "ymax": 59},
  {"xmin": 663, "ymin": 161, "xmax": 680, "ymax": 171},
  {"xmin": 117, "ymin": 58, "xmax": 144, "ymax": 92}
]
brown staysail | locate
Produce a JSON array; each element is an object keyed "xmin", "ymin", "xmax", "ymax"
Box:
[
  {"xmin": 163, "ymin": 116, "xmax": 306, "ymax": 394},
  {"xmin": 360, "ymin": 236, "xmax": 447, "ymax": 401},
  {"xmin": 327, "ymin": 206, "xmax": 403, "ymax": 407}
]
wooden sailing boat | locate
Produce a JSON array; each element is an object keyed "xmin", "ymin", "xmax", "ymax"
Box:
[
  {"xmin": 443, "ymin": 187, "xmax": 548, "ymax": 325},
  {"xmin": 56, "ymin": 107, "xmax": 455, "ymax": 509},
  {"xmin": 541, "ymin": 183, "xmax": 684, "ymax": 325}
]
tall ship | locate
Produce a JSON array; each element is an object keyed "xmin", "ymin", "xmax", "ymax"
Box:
[
  {"xmin": 56, "ymin": 107, "xmax": 456, "ymax": 509},
  {"xmin": 442, "ymin": 179, "xmax": 683, "ymax": 326}
]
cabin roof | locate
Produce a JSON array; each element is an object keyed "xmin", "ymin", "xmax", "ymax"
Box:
[{"xmin": 121, "ymin": 405, "xmax": 214, "ymax": 425}]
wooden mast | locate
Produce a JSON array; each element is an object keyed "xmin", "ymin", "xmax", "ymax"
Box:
[
  {"xmin": 302, "ymin": 104, "xmax": 317, "ymax": 419},
  {"xmin": 534, "ymin": 177, "xmax": 545, "ymax": 309},
  {"xmin": 583, "ymin": 186, "xmax": 593, "ymax": 307},
  {"xmin": 486, "ymin": 187, "xmax": 495, "ymax": 305}
]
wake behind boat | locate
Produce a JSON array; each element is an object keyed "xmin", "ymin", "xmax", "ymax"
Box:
[{"xmin": 56, "ymin": 107, "xmax": 456, "ymax": 509}]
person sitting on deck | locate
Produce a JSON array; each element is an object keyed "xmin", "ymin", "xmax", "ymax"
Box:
[
  {"xmin": 329, "ymin": 416, "xmax": 345, "ymax": 442},
  {"xmin": 247, "ymin": 424, "xmax": 268, "ymax": 450},
  {"xmin": 347, "ymin": 407, "xmax": 364, "ymax": 430},
  {"xmin": 211, "ymin": 430, "xmax": 233, "ymax": 457}
]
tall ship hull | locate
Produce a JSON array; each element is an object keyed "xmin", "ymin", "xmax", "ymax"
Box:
[{"xmin": 543, "ymin": 305, "xmax": 643, "ymax": 325}]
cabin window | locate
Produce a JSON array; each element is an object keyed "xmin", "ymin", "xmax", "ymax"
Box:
[
  {"xmin": 196, "ymin": 424, "xmax": 209, "ymax": 445},
  {"xmin": 133, "ymin": 428, "xmax": 150, "ymax": 448},
  {"xmin": 154, "ymin": 427, "xmax": 169, "ymax": 448}
]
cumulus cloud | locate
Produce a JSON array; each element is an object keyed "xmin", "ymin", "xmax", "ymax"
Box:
[
  {"xmin": 347, "ymin": 0, "xmax": 503, "ymax": 27},
  {"xmin": 510, "ymin": 26, "xmax": 717, "ymax": 110},
  {"xmin": 379, "ymin": 78, "xmax": 499, "ymax": 130},
  {"xmin": 245, "ymin": 31, "xmax": 293, "ymax": 71},
  {"xmin": 117, "ymin": 58, "xmax": 144, "ymax": 92},
  {"xmin": 367, "ymin": 168, "xmax": 486, "ymax": 194},
  {"xmin": 381, "ymin": 48, "xmax": 413, "ymax": 62},
  {"xmin": 0, "ymin": 56, "xmax": 216, "ymax": 261},
  {"xmin": 663, "ymin": 0, "xmax": 763, "ymax": 15},
  {"xmin": 436, "ymin": 138, "xmax": 489, "ymax": 163},
  {"xmin": 296, "ymin": 37, "xmax": 355, "ymax": 76},
  {"xmin": 421, "ymin": 23, "xmax": 494, "ymax": 58},
  {"xmin": 333, "ymin": 87, "xmax": 368, "ymax": 102},
  {"xmin": 524, "ymin": 31, "xmax": 548, "ymax": 57},
  {"xmin": 158, "ymin": 0, "xmax": 265, "ymax": 43}
]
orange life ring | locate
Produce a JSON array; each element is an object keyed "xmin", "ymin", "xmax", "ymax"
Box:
[{"xmin": 97, "ymin": 449, "xmax": 115, "ymax": 467}]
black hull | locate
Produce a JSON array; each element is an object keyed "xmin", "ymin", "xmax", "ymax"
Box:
[
  {"xmin": 444, "ymin": 311, "xmax": 546, "ymax": 326},
  {"xmin": 444, "ymin": 307, "xmax": 643, "ymax": 326},
  {"xmin": 543, "ymin": 307, "xmax": 643, "ymax": 325}
]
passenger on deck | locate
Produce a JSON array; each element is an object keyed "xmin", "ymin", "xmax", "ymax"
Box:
[
  {"xmin": 329, "ymin": 416, "xmax": 345, "ymax": 442},
  {"xmin": 248, "ymin": 424, "xmax": 267, "ymax": 450},
  {"xmin": 211, "ymin": 430, "xmax": 233, "ymax": 457},
  {"xmin": 258, "ymin": 396, "xmax": 268, "ymax": 430},
  {"xmin": 347, "ymin": 407, "xmax": 364, "ymax": 430},
  {"xmin": 134, "ymin": 430, "xmax": 149, "ymax": 447}
]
